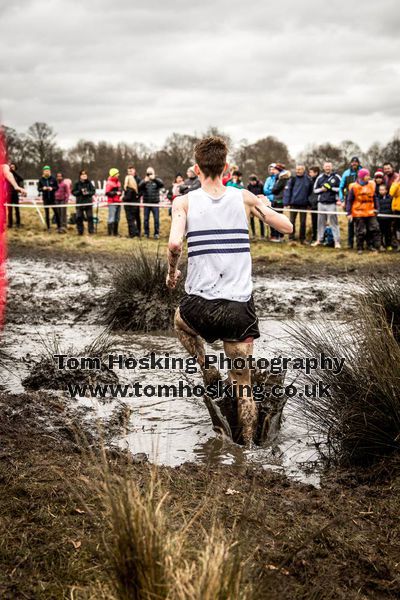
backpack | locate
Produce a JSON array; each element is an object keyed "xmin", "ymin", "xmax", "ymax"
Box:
[{"xmin": 323, "ymin": 226, "xmax": 335, "ymax": 247}]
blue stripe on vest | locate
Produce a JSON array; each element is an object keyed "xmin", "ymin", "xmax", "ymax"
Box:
[
  {"xmin": 187, "ymin": 228, "xmax": 249, "ymax": 238},
  {"xmin": 188, "ymin": 247, "xmax": 251, "ymax": 258},
  {"xmin": 188, "ymin": 237, "xmax": 250, "ymax": 248}
]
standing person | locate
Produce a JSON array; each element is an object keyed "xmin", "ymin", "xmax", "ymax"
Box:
[
  {"xmin": 7, "ymin": 163, "xmax": 24, "ymax": 228},
  {"xmin": 339, "ymin": 156, "xmax": 362, "ymax": 249},
  {"xmin": 374, "ymin": 169, "xmax": 385, "ymax": 189},
  {"xmin": 55, "ymin": 172, "xmax": 69, "ymax": 232},
  {"xmin": 37, "ymin": 166, "xmax": 61, "ymax": 232},
  {"xmin": 105, "ymin": 168, "xmax": 122, "ymax": 236},
  {"xmin": 168, "ymin": 173, "xmax": 184, "ymax": 217},
  {"xmin": 311, "ymin": 162, "xmax": 342, "ymax": 249},
  {"xmin": 226, "ymin": 170, "xmax": 244, "ymax": 189},
  {"xmin": 123, "ymin": 166, "xmax": 141, "ymax": 237},
  {"xmin": 166, "ymin": 136, "xmax": 292, "ymax": 444},
  {"xmin": 72, "ymin": 170, "xmax": 96, "ymax": 235},
  {"xmin": 247, "ymin": 174, "xmax": 265, "ymax": 238},
  {"xmin": 308, "ymin": 166, "xmax": 320, "ymax": 242},
  {"xmin": 270, "ymin": 163, "xmax": 291, "ymax": 242},
  {"xmin": 263, "ymin": 163, "xmax": 278, "ymax": 202},
  {"xmin": 375, "ymin": 183, "xmax": 393, "ymax": 250},
  {"xmin": 389, "ymin": 179, "xmax": 400, "ymax": 250},
  {"xmin": 138, "ymin": 167, "xmax": 164, "ymax": 239},
  {"xmin": 383, "ymin": 162, "xmax": 399, "ymax": 190},
  {"xmin": 179, "ymin": 166, "xmax": 201, "ymax": 194},
  {"xmin": 346, "ymin": 168, "xmax": 380, "ymax": 254},
  {"xmin": 284, "ymin": 165, "xmax": 313, "ymax": 243}
]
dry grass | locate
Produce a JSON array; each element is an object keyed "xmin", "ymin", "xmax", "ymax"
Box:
[
  {"xmin": 102, "ymin": 247, "xmax": 184, "ymax": 332},
  {"xmin": 289, "ymin": 278, "xmax": 400, "ymax": 468}
]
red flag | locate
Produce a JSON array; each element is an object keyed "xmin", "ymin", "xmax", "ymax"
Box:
[{"xmin": 0, "ymin": 128, "xmax": 7, "ymax": 329}]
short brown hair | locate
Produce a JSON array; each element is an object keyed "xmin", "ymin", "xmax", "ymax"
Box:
[{"xmin": 194, "ymin": 136, "xmax": 228, "ymax": 179}]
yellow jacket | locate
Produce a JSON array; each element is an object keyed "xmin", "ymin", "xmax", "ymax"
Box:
[{"xmin": 389, "ymin": 181, "xmax": 400, "ymax": 211}]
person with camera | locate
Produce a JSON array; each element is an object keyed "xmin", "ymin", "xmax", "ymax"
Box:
[
  {"xmin": 37, "ymin": 165, "xmax": 61, "ymax": 232},
  {"xmin": 138, "ymin": 167, "xmax": 164, "ymax": 239},
  {"xmin": 72, "ymin": 170, "xmax": 96, "ymax": 235}
]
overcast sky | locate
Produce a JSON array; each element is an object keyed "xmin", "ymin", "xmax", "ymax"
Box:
[{"xmin": 0, "ymin": 0, "xmax": 399, "ymax": 154}]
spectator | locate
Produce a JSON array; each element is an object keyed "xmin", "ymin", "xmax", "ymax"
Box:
[
  {"xmin": 55, "ymin": 172, "xmax": 69, "ymax": 232},
  {"xmin": 383, "ymin": 162, "xmax": 399, "ymax": 190},
  {"xmin": 105, "ymin": 168, "xmax": 122, "ymax": 236},
  {"xmin": 284, "ymin": 164, "xmax": 313, "ymax": 243},
  {"xmin": 37, "ymin": 166, "xmax": 61, "ymax": 232},
  {"xmin": 138, "ymin": 166, "xmax": 164, "ymax": 239},
  {"xmin": 389, "ymin": 179, "xmax": 400, "ymax": 250},
  {"xmin": 308, "ymin": 166, "xmax": 320, "ymax": 242},
  {"xmin": 72, "ymin": 170, "xmax": 95, "ymax": 235},
  {"xmin": 339, "ymin": 156, "xmax": 362, "ymax": 249},
  {"xmin": 247, "ymin": 174, "xmax": 265, "ymax": 238},
  {"xmin": 179, "ymin": 166, "xmax": 201, "ymax": 194},
  {"xmin": 171, "ymin": 173, "xmax": 184, "ymax": 199},
  {"xmin": 375, "ymin": 183, "xmax": 393, "ymax": 250},
  {"xmin": 346, "ymin": 168, "xmax": 380, "ymax": 254},
  {"xmin": 226, "ymin": 169, "xmax": 244, "ymax": 189},
  {"xmin": 374, "ymin": 169, "xmax": 385, "ymax": 189},
  {"xmin": 263, "ymin": 163, "xmax": 278, "ymax": 202},
  {"xmin": 222, "ymin": 164, "xmax": 238, "ymax": 186},
  {"xmin": 7, "ymin": 163, "xmax": 24, "ymax": 228},
  {"xmin": 270, "ymin": 163, "xmax": 291, "ymax": 242},
  {"xmin": 311, "ymin": 161, "xmax": 341, "ymax": 249},
  {"xmin": 123, "ymin": 166, "xmax": 141, "ymax": 237}
]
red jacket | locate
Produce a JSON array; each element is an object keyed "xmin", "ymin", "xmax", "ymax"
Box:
[{"xmin": 105, "ymin": 176, "xmax": 122, "ymax": 204}]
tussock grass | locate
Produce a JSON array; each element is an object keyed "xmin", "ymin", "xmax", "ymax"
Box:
[
  {"xmin": 289, "ymin": 280, "xmax": 400, "ymax": 468},
  {"xmin": 99, "ymin": 462, "xmax": 249, "ymax": 600},
  {"xmin": 361, "ymin": 276, "xmax": 400, "ymax": 343},
  {"xmin": 102, "ymin": 246, "xmax": 185, "ymax": 332},
  {"xmin": 22, "ymin": 331, "xmax": 118, "ymax": 391}
]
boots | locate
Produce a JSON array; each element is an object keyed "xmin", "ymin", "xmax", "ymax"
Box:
[
  {"xmin": 107, "ymin": 223, "xmax": 113, "ymax": 236},
  {"xmin": 113, "ymin": 221, "xmax": 119, "ymax": 236}
]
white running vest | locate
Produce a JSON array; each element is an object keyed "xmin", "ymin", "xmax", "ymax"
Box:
[{"xmin": 185, "ymin": 186, "xmax": 252, "ymax": 302}]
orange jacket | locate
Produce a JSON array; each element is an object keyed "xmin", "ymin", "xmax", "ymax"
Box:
[
  {"xmin": 347, "ymin": 181, "xmax": 377, "ymax": 217},
  {"xmin": 389, "ymin": 181, "xmax": 400, "ymax": 211}
]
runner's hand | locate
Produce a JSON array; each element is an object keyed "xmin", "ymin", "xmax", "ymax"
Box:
[{"xmin": 166, "ymin": 269, "xmax": 181, "ymax": 289}]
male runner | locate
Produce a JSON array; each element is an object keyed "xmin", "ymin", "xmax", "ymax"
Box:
[{"xmin": 166, "ymin": 136, "xmax": 293, "ymax": 444}]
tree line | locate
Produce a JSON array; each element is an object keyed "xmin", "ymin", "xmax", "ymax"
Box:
[{"xmin": 3, "ymin": 122, "xmax": 400, "ymax": 184}]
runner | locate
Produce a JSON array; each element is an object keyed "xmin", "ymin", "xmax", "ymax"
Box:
[{"xmin": 166, "ymin": 136, "xmax": 293, "ymax": 444}]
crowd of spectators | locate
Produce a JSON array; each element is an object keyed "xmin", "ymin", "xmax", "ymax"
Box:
[{"xmin": 5, "ymin": 157, "xmax": 400, "ymax": 252}]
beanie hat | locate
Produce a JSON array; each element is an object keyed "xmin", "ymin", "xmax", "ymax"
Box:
[
  {"xmin": 358, "ymin": 168, "xmax": 370, "ymax": 180},
  {"xmin": 275, "ymin": 163, "xmax": 286, "ymax": 172},
  {"xmin": 374, "ymin": 170, "xmax": 384, "ymax": 178},
  {"xmin": 109, "ymin": 168, "xmax": 119, "ymax": 177},
  {"xmin": 269, "ymin": 162, "xmax": 277, "ymax": 168},
  {"xmin": 43, "ymin": 165, "xmax": 51, "ymax": 171},
  {"xmin": 351, "ymin": 156, "xmax": 360, "ymax": 163}
]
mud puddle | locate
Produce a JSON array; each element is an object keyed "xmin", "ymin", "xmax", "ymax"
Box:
[{"xmin": 2, "ymin": 257, "xmax": 356, "ymax": 484}]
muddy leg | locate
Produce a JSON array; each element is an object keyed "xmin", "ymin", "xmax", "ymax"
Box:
[
  {"xmin": 223, "ymin": 340, "xmax": 257, "ymax": 445},
  {"xmin": 174, "ymin": 308, "xmax": 206, "ymax": 367}
]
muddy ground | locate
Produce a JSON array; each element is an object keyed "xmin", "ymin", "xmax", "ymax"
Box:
[
  {"xmin": 0, "ymin": 390, "xmax": 399, "ymax": 599},
  {"xmin": 1, "ymin": 242, "xmax": 400, "ymax": 599}
]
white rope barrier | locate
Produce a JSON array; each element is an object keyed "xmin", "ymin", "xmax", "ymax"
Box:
[{"xmin": 5, "ymin": 200, "xmax": 400, "ymax": 218}]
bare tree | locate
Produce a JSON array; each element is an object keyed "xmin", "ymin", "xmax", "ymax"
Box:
[{"xmin": 27, "ymin": 122, "xmax": 57, "ymax": 167}]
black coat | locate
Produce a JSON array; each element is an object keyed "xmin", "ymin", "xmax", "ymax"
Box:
[
  {"xmin": 138, "ymin": 178, "xmax": 164, "ymax": 204},
  {"xmin": 376, "ymin": 192, "xmax": 393, "ymax": 215},
  {"xmin": 247, "ymin": 181, "xmax": 264, "ymax": 196},
  {"xmin": 38, "ymin": 175, "xmax": 58, "ymax": 204},
  {"xmin": 72, "ymin": 180, "xmax": 96, "ymax": 205},
  {"xmin": 9, "ymin": 171, "xmax": 23, "ymax": 202},
  {"xmin": 179, "ymin": 176, "xmax": 201, "ymax": 195}
]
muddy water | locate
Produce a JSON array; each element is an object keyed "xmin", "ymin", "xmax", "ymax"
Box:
[{"xmin": 2, "ymin": 257, "xmax": 355, "ymax": 485}]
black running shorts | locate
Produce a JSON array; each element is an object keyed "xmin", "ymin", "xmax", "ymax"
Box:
[{"xmin": 179, "ymin": 293, "xmax": 260, "ymax": 344}]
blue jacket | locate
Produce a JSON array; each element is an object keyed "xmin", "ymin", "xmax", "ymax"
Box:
[
  {"xmin": 339, "ymin": 167, "xmax": 361, "ymax": 200},
  {"xmin": 263, "ymin": 174, "xmax": 276, "ymax": 202},
  {"xmin": 284, "ymin": 174, "xmax": 313, "ymax": 207}
]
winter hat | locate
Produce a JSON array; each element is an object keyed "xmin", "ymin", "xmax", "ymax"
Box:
[
  {"xmin": 42, "ymin": 165, "xmax": 51, "ymax": 171},
  {"xmin": 109, "ymin": 168, "xmax": 119, "ymax": 177},
  {"xmin": 358, "ymin": 168, "xmax": 370, "ymax": 180},
  {"xmin": 269, "ymin": 162, "xmax": 277, "ymax": 168},
  {"xmin": 374, "ymin": 170, "xmax": 384, "ymax": 178},
  {"xmin": 275, "ymin": 163, "xmax": 286, "ymax": 172},
  {"xmin": 351, "ymin": 156, "xmax": 360, "ymax": 163}
]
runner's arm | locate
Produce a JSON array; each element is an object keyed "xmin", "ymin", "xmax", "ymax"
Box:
[
  {"xmin": 166, "ymin": 195, "xmax": 188, "ymax": 288},
  {"xmin": 243, "ymin": 189, "xmax": 293, "ymax": 234}
]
